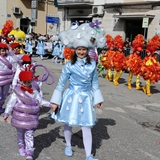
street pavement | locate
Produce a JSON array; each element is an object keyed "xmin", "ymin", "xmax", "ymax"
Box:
[{"xmin": 0, "ymin": 56, "xmax": 160, "ymax": 160}]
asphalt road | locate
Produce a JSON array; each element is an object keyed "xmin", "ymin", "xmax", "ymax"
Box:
[{"xmin": 0, "ymin": 56, "xmax": 160, "ymax": 160}]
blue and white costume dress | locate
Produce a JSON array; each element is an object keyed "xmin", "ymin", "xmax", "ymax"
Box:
[
  {"xmin": 52, "ymin": 41, "xmax": 62, "ymax": 57},
  {"xmin": 50, "ymin": 57, "xmax": 104, "ymax": 127},
  {"xmin": 24, "ymin": 40, "xmax": 33, "ymax": 54},
  {"xmin": 36, "ymin": 41, "xmax": 46, "ymax": 56}
]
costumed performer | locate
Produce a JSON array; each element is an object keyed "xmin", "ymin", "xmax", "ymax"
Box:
[
  {"xmin": 96, "ymin": 48, "xmax": 106, "ymax": 77},
  {"xmin": 125, "ymin": 34, "xmax": 143, "ymax": 90},
  {"xmin": 112, "ymin": 35, "xmax": 125, "ymax": 86},
  {"xmin": 101, "ymin": 34, "xmax": 115, "ymax": 81},
  {"xmin": 0, "ymin": 43, "xmax": 15, "ymax": 113},
  {"xmin": 3, "ymin": 70, "xmax": 56, "ymax": 160},
  {"xmin": 24, "ymin": 35, "xmax": 33, "ymax": 57},
  {"xmin": 36, "ymin": 36, "xmax": 46, "ymax": 60},
  {"xmin": 50, "ymin": 20, "xmax": 105, "ymax": 160},
  {"xmin": 52, "ymin": 35, "xmax": 62, "ymax": 63},
  {"xmin": 10, "ymin": 42, "xmax": 23, "ymax": 69},
  {"xmin": 141, "ymin": 35, "xmax": 160, "ymax": 96}
]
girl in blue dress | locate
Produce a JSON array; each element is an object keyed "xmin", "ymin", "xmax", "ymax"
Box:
[
  {"xmin": 36, "ymin": 36, "xmax": 46, "ymax": 60},
  {"xmin": 52, "ymin": 38, "xmax": 62, "ymax": 63},
  {"xmin": 50, "ymin": 21, "xmax": 106, "ymax": 160},
  {"xmin": 24, "ymin": 35, "xmax": 33, "ymax": 57}
]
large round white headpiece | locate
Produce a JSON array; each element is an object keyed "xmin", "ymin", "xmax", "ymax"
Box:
[{"xmin": 59, "ymin": 20, "xmax": 106, "ymax": 49}]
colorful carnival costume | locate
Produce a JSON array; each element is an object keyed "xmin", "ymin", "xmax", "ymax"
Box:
[
  {"xmin": 3, "ymin": 70, "xmax": 54, "ymax": 160},
  {"xmin": 36, "ymin": 36, "xmax": 46, "ymax": 60},
  {"xmin": 112, "ymin": 35, "xmax": 125, "ymax": 86},
  {"xmin": 141, "ymin": 35, "xmax": 160, "ymax": 96},
  {"xmin": 63, "ymin": 47, "xmax": 74, "ymax": 64},
  {"xmin": 24, "ymin": 35, "xmax": 33, "ymax": 56},
  {"xmin": 0, "ymin": 43, "xmax": 15, "ymax": 113},
  {"xmin": 125, "ymin": 34, "xmax": 144, "ymax": 90},
  {"xmin": 10, "ymin": 42, "xmax": 23, "ymax": 70},
  {"xmin": 101, "ymin": 34, "xmax": 115, "ymax": 81},
  {"xmin": 50, "ymin": 20, "xmax": 105, "ymax": 160},
  {"xmin": 96, "ymin": 48, "xmax": 106, "ymax": 77},
  {"xmin": 52, "ymin": 37, "xmax": 63, "ymax": 63}
]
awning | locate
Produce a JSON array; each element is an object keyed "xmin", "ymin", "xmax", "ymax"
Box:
[
  {"xmin": 67, "ymin": 15, "xmax": 93, "ymax": 18},
  {"xmin": 113, "ymin": 14, "xmax": 155, "ymax": 19}
]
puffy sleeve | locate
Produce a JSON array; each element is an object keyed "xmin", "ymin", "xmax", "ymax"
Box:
[
  {"xmin": 4, "ymin": 92, "xmax": 18, "ymax": 117},
  {"xmin": 12, "ymin": 67, "xmax": 21, "ymax": 87},
  {"xmin": 50, "ymin": 62, "xmax": 71, "ymax": 105},
  {"xmin": 91, "ymin": 66, "xmax": 104, "ymax": 105},
  {"xmin": 33, "ymin": 90, "xmax": 51, "ymax": 107}
]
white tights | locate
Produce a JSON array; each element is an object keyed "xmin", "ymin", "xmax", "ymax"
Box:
[{"xmin": 64, "ymin": 124, "xmax": 92, "ymax": 157}]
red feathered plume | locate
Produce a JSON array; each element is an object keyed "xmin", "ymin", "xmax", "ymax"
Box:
[
  {"xmin": 146, "ymin": 35, "xmax": 159, "ymax": 55},
  {"xmin": 63, "ymin": 47, "xmax": 74, "ymax": 60},
  {"xmin": 1, "ymin": 20, "xmax": 14, "ymax": 37},
  {"xmin": 105, "ymin": 34, "xmax": 114, "ymax": 48},
  {"xmin": 132, "ymin": 34, "xmax": 144, "ymax": 51},
  {"xmin": 114, "ymin": 35, "xmax": 124, "ymax": 49}
]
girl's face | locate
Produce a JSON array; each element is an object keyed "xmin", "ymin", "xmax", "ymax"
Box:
[
  {"xmin": 136, "ymin": 51, "xmax": 140, "ymax": 54},
  {"xmin": 14, "ymin": 46, "xmax": 21, "ymax": 54},
  {"xmin": 119, "ymin": 48, "xmax": 123, "ymax": 52},
  {"xmin": 22, "ymin": 80, "xmax": 32, "ymax": 88},
  {"xmin": 0, "ymin": 48, "xmax": 6, "ymax": 57},
  {"xmin": 147, "ymin": 52, "xmax": 151, "ymax": 56},
  {"xmin": 76, "ymin": 47, "xmax": 88, "ymax": 59}
]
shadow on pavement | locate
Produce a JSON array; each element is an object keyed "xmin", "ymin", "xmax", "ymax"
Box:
[
  {"xmin": 71, "ymin": 118, "xmax": 116, "ymax": 156},
  {"xmin": 37, "ymin": 113, "xmax": 55, "ymax": 130},
  {"xmin": 34, "ymin": 126, "xmax": 63, "ymax": 160}
]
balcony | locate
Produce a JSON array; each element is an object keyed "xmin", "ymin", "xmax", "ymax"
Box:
[
  {"xmin": 103, "ymin": 0, "xmax": 160, "ymax": 5},
  {"xmin": 57, "ymin": 0, "xmax": 94, "ymax": 6}
]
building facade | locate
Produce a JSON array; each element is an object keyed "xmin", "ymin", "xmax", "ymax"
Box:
[
  {"xmin": 0, "ymin": 0, "xmax": 58, "ymax": 35},
  {"xmin": 57, "ymin": 0, "xmax": 160, "ymax": 41},
  {"xmin": 1, "ymin": 0, "xmax": 160, "ymax": 39}
]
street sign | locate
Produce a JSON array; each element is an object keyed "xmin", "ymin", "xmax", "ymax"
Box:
[
  {"xmin": 31, "ymin": 1, "xmax": 38, "ymax": 9},
  {"xmin": 46, "ymin": 16, "xmax": 59, "ymax": 24},
  {"xmin": 31, "ymin": 9, "xmax": 37, "ymax": 19},
  {"xmin": 142, "ymin": 17, "xmax": 149, "ymax": 28}
]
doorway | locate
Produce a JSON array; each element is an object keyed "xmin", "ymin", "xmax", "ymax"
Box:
[
  {"xmin": 125, "ymin": 20, "xmax": 147, "ymax": 41},
  {"xmin": 20, "ymin": 18, "xmax": 31, "ymax": 33}
]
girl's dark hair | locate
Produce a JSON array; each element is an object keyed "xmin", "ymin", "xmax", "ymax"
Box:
[{"xmin": 70, "ymin": 51, "xmax": 91, "ymax": 65}]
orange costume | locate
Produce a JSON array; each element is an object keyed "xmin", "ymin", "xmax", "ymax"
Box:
[
  {"xmin": 112, "ymin": 35, "xmax": 125, "ymax": 86},
  {"xmin": 125, "ymin": 34, "xmax": 143, "ymax": 90},
  {"xmin": 101, "ymin": 34, "xmax": 115, "ymax": 81},
  {"xmin": 63, "ymin": 47, "xmax": 74, "ymax": 64},
  {"xmin": 141, "ymin": 35, "xmax": 160, "ymax": 96}
]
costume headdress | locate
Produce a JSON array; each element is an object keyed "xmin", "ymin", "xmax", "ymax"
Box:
[
  {"xmin": 51, "ymin": 34, "xmax": 59, "ymax": 41},
  {"xmin": 146, "ymin": 35, "xmax": 159, "ymax": 54},
  {"xmin": 21, "ymin": 54, "xmax": 31, "ymax": 62},
  {"xmin": 10, "ymin": 43, "xmax": 21, "ymax": 49},
  {"xmin": 105, "ymin": 34, "xmax": 114, "ymax": 48},
  {"xmin": 38, "ymin": 36, "xmax": 44, "ymax": 40},
  {"xmin": 26, "ymin": 34, "xmax": 32, "ymax": 39},
  {"xmin": 114, "ymin": 35, "xmax": 124, "ymax": 49},
  {"xmin": 1, "ymin": 20, "xmax": 13, "ymax": 37},
  {"xmin": 59, "ymin": 20, "xmax": 106, "ymax": 49},
  {"xmin": 0, "ymin": 43, "xmax": 8, "ymax": 49},
  {"xmin": 132, "ymin": 34, "xmax": 144, "ymax": 52}
]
